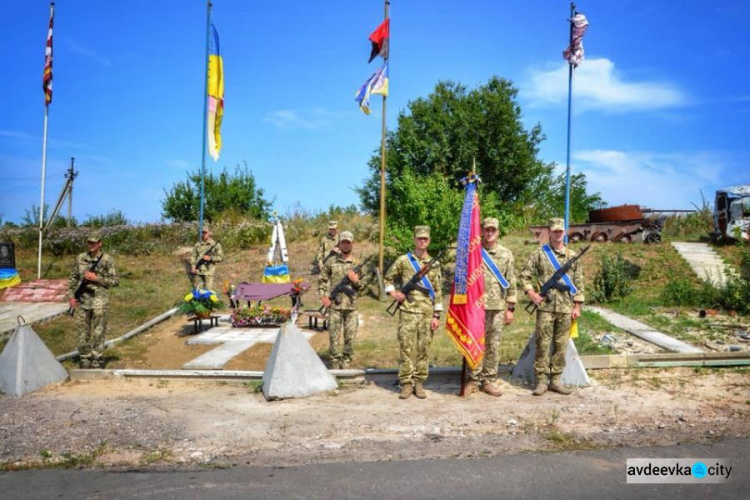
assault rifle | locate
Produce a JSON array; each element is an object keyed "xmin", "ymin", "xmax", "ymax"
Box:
[
  {"xmin": 193, "ymin": 242, "xmax": 219, "ymax": 271},
  {"xmin": 67, "ymin": 254, "xmax": 104, "ymax": 316},
  {"xmin": 319, "ymin": 262, "xmax": 365, "ymax": 314},
  {"xmin": 386, "ymin": 248, "xmax": 448, "ymax": 316},
  {"xmin": 525, "ymin": 245, "xmax": 590, "ymax": 314}
]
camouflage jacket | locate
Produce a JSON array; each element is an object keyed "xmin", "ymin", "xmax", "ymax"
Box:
[
  {"xmin": 520, "ymin": 244, "xmax": 585, "ymax": 313},
  {"xmin": 192, "ymin": 238, "xmax": 224, "ymax": 276},
  {"xmin": 68, "ymin": 251, "xmax": 119, "ymax": 309},
  {"xmin": 318, "ymin": 254, "xmax": 362, "ymax": 311},
  {"xmin": 482, "ymin": 243, "xmax": 518, "ymax": 311},
  {"xmin": 384, "ymin": 252, "xmax": 443, "ymax": 314},
  {"xmin": 315, "ymin": 233, "xmax": 339, "ymax": 265}
]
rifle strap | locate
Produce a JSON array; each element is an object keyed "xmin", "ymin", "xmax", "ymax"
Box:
[
  {"xmin": 541, "ymin": 245, "xmax": 578, "ymax": 295},
  {"xmin": 481, "ymin": 248, "xmax": 510, "ymax": 289},
  {"xmin": 406, "ymin": 252, "xmax": 436, "ymax": 302}
]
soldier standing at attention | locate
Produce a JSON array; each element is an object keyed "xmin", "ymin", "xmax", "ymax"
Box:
[
  {"xmin": 520, "ymin": 217, "xmax": 585, "ymax": 396},
  {"xmin": 68, "ymin": 231, "xmax": 119, "ymax": 369},
  {"xmin": 191, "ymin": 222, "xmax": 224, "ymax": 291},
  {"xmin": 384, "ymin": 226, "xmax": 443, "ymax": 400},
  {"xmin": 312, "ymin": 220, "xmax": 340, "ymax": 274},
  {"xmin": 318, "ymin": 231, "xmax": 361, "ymax": 369},
  {"xmin": 464, "ymin": 217, "xmax": 517, "ymax": 397}
]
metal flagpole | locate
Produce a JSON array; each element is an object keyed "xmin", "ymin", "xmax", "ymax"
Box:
[
  {"xmin": 38, "ymin": 107, "xmax": 49, "ymax": 279},
  {"xmin": 563, "ymin": 2, "xmax": 576, "ymax": 243},
  {"xmin": 378, "ymin": 0, "xmax": 390, "ymax": 285},
  {"xmin": 199, "ymin": 1, "xmax": 212, "ymax": 238},
  {"xmin": 38, "ymin": 1, "xmax": 55, "ymax": 279}
]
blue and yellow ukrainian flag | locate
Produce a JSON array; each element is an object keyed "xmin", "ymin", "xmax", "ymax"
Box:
[{"xmin": 207, "ymin": 22, "xmax": 224, "ymax": 161}]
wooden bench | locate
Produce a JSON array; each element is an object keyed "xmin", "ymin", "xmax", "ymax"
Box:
[
  {"xmin": 303, "ymin": 310, "xmax": 328, "ymax": 330},
  {"xmin": 187, "ymin": 315, "xmax": 221, "ymax": 334}
]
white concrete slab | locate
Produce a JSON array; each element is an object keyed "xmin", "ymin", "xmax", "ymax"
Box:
[
  {"xmin": 671, "ymin": 242, "xmax": 735, "ymax": 287},
  {"xmin": 586, "ymin": 305, "xmax": 703, "ymax": 354},
  {"xmin": 181, "ymin": 324, "xmax": 315, "ymax": 370},
  {"xmin": 0, "ymin": 302, "xmax": 69, "ymax": 336}
]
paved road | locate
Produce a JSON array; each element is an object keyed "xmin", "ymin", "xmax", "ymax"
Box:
[{"xmin": 1, "ymin": 438, "xmax": 748, "ymax": 499}]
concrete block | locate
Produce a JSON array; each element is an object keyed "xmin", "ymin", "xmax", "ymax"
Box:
[
  {"xmin": 510, "ymin": 333, "xmax": 591, "ymax": 387},
  {"xmin": 0, "ymin": 323, "xmax": 68, "ymax": 396},
  {"xmin": 262, "ymin": 323, "xmax": 337, "ymax": 400}
]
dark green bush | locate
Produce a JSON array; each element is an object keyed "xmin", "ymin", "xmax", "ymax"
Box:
[{"xmin": 590, "ymin": 253, "xmax": 636, "ymax": 303}]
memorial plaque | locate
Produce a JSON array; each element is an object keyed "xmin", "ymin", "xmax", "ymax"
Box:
[{"xmin": 0, "ymin": 242, "xmax": 15, "ymax": 269}]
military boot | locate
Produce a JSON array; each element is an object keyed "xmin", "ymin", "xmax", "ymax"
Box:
[
  {"xmin": 463, "ymin": 380, "xmax": 479, "ymax": 397},
  {"xmin": 79, "ymin": 358, "xmax": 91, "ymax": 369},
  {"xmin": 414, "ymin": 381, "xmax": 427, "ymax": 399},
  {"xmin": 548, "ymin": 376, "xmax": 572, "ymax": 395},
  {"xmin": 399, "ymin": 383, "xmax": 413, "ymax": 400},
  {"xmin": 480, "ymin": 381, "xmax": 502, "ymax": 397}
]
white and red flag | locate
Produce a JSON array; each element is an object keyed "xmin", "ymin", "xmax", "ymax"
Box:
[
  {"xmin": 43, "ymin": 2, "xmax": 55, "ymax": 106},
  {"xmin": 562, "ymin": 12, "xmax": 589, "ymax": 67}
]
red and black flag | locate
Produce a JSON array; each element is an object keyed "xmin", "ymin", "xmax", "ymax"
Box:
[
  {"xmin": 368, "ymin": 18, "xmax": 389, "ymax": 63},
  {"xmin": 43, "ymin": 2, "xmax": 55, "ymax": 106}
]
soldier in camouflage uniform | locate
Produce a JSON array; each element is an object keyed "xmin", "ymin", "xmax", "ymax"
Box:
[
  {"xmin": 465, "ymin": 217, "xmax": 517, "ymax": 397},
  {"xmin": 318, "ymin": 231, "xmax": 361, "ymax": 369},
  {"xmin": 190, "ymin": 223, "xmax": 224, "ymax": 291},
  {"xmin": 520, "ymin": 217, "xmax": 585, "ymax": 396},
  {"xmin": 68, "ymin": 231, "xmax": 119, "ymax": 368},
  {"xmin": 384, "ymin": 226, "xmax": 443, "ymax": 400},
  {"xmin": 312, "ymin": 221, "xmax": 340, "ymax": 274}
]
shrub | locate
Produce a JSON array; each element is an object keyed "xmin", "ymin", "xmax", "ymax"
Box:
[{"xmin": 590, "ymin": 253, "xmax": 636, "ymax": 303}]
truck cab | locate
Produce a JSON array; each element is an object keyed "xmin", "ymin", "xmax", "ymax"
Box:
[{"xmin": 714, "ymin": 185, "xmax": 750, "ymax": 242}]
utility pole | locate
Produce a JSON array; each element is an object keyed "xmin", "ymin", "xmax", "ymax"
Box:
[{"xmin": 64, "ymin": 157, "xmax": 78, "ymax": 225}]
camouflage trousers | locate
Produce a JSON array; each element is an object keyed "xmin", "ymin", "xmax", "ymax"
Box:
[
  {"xmin": 191, "ymin": 273, "xmax": 215, "ymax": 292},
  {"xmin": 470, "ymin": 309, "xmax": 505, "ymax": 384},
  {"xmin": 74, "ymin": 306, "xmax": 108, "ymax": 367},
  {"xmin": 397, "ymin": 310, "xmax": 434, "ymax": 384},
  {"xmin": 328, "ymin": 308, "xmax": 359, "ymax": 365},
  {"xmin": 534, "ymin": 310, "xmax": 572, "ymax": 383}
]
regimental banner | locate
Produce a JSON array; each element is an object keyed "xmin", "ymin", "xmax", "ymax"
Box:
[{"xmin": 446, "ymin": 174, "xmax": 485, "ymax": 369}]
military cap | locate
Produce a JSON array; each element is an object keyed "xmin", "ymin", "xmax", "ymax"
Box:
[
  {"xmin": 483, "ymin": 217, "xmax": 499, "ymax": 230},
  {"xmin": 328, "ymin": 220, "xmax": 338, "ymax": 229},
  {"xmin": 87, "ymin": 231, "xmax": 102, "ymax": 243},
  {"xmin": 201, "ymin": 222, "xmax": 211, "ymax": 232},
  {"xmin": 549, "ymin": 217, "xmax": 565, "ymax": 231},
  {"xmin": 339, "ymin": 231, "xmax": 354, "ymax": 242},
  {"xmin": 414, "ymin": 225, "xmax": 431, "ymax": 238}
]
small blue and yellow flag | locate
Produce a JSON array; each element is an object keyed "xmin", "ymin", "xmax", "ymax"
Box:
[
  {"xmin": 355, "ymin": 61, "xmax": 388, "ymax": 115},
  {"xmin": 207, "ymin": 22, "xmax": 224, "ymax": 161}
]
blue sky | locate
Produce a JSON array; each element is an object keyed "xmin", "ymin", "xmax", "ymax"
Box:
[{"xmin": 2, "ymin": 0, "xmax": 749, "ymax": 225}]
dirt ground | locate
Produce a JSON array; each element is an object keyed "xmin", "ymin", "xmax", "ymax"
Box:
[{"xmin": 1, "ymin": 362, "xmax": 749, "ymax": 469}]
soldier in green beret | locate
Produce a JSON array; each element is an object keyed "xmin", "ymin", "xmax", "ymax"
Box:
[
  {"xmin": 520, "ymin": 217, "xmax": 585, "ymax": 396},
  {"xmin": 190, "ymin": 222, "xmax": 224, "ymax": 291},
  {"xmin": 67, "ymin": 231, "xmax": 119, "ymax": 368},
  {"xmin": 318, "ymin": 231, "xmax": 361, "ymax": 369},
  {"xmin": 312, "ymin": 220, "xmax": 340, "ymax": 274},
  {"xmin": 384, "ymin": 225, "xmax": 443, "ymax": 400},
  {"xmin": 465, "ymin": 217, "xmax": 517, "ymax": 397}
]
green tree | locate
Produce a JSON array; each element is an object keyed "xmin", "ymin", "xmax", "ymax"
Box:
[
  {"xmin": 534, "ymin": 172, "xmax": 606, "ymax": 224},
  {"xmin": 162, "ymin": 164, "xmax": 271, "ymax": 222},
  {"xmin": 357, "ymin": 77, "xmax": 602, "ymax": 235}
]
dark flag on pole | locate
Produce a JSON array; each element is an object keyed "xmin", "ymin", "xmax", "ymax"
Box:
[
  {"xmin": 43, "ymin": 2, "xmax": 55, "ymax": 106},
  {"xmin": 368, "ymin": 18, "xmax": 390, "ymax": 63},
  {"xmin": 562, "ymin": 12, "xmax": 588, "ymax": 67}
]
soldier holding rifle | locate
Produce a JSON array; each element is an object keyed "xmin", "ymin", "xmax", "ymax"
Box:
[
  {"xmin": 384, "ymin": 226, "xmax": 443, "ymax": 400},
  {"xmin": 67, "ymin": 231, "xmax": 119, "ymax": 369},
  {"xmin": 318, "ymin": 231, "xmax": 361, "ymax": 369},
  {"xmin": 312, "ymin": 220, "xmax": 340, "ymax": 274},
  {"xmin": 191, "ymin": 222, "xmax": 224, "ymax": 291},
  {"xmin": 520, "ymin": 217, "xmax": 585, "ymax": 396}
]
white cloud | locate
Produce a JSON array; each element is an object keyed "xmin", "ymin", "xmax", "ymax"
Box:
[
  {"xmin": 263, "ymin": 108, "xmax": 338, "ymax": 130},
  {"xmin": 64, "ymin": 38, "xmax": 112, "ymax": 67},
  {"xmin": 573, "ymin": 149, "xmax": 725, "ymax": 209},
  {"xmin": 524, "ymin": 58, "xmax": 688, "ymax": 112}
]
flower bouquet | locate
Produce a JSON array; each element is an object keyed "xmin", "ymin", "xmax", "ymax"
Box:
[
  {"xmin": 176, "ymin": 288, "xmax": 226, "ymax": 318},
  {"xmin": 231, "ymin": 304, "xmax": 291, "ymax": 327}
]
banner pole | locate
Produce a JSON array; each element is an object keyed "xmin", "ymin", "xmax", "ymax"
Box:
[
  {"xmin": 199, "ymin": 1, "xmax": 212, "ymax": 238},
  {"xmin": 563, "ymin": 2, "xmax": 576, "ymax": 243},
  {"xmin": 377, "ymin": 0, "xmax": 390, "ymax": 287}
]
